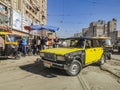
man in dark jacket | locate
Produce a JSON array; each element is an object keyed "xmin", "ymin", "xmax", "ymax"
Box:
[
  {"xmin": 41, "ymin": 36, "xmax": 47, "ymax": 50},
  {"xmin": 32, "ymin": 36, "xmax": 37, "ymax": 55}
]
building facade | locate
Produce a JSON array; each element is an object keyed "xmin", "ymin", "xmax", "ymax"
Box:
[
  {"xmin": 74, "ymin": 32, "xmax": 83, "ymax": 37},
  {"xmin": 82, "ymin": 18, "xmax": 118, "ymax": 43},
  {"xmin": 107, "ymin": 18, "xmax": 117, "ymax": 36},
  {"xmin": 0, "ymin": 0, "xmax": 47, "ymax": 37},
  {"xmin": 88, "ymin": 20, "xmax": 105, "ymax": 37}
]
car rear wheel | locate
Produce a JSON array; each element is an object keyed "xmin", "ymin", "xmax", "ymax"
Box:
[
  {"xmin": 66, "ymin": 60, "xmax": 82, "ymax": 76},
  {"xmin": 107, "ymin": 52, "xmax": 111, "ymax": 60}
]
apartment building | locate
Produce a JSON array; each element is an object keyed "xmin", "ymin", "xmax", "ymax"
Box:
[
  {"xmin": 107, "ymin": 18, "xmax": 117, "ymax": 36},
  {"xmin": 83, "ymin": 18, "xmax": 117, "ymax": 36},
  {"xmin": 88, "ymin": 20, "xmax": 105, "ymax": 37},
  {"xmin": 0, "ymin": 0, "xmax": 47, "ymax": 36},
  {"xmin": 81, "ymin": 18, "xmax": 118, "ymax": 43}
]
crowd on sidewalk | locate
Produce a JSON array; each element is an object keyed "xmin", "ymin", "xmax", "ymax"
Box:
[{"xmin": 18, "ymin": 35, "xmax": 60, "ymax": 57}]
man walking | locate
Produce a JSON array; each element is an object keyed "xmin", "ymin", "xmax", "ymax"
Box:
[
  {"xmin": 21, "ymin": 38, "xmax": 27, "ymax": 57},
  {"xmin": 32, "ymin": 36, "xmax": 37, "ymax": 55}
]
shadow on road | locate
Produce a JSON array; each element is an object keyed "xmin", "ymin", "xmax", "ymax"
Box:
[
  {"xmin": 19, "ymin": 62, "xmax": 68, "ymax": 78},
  {"xmin": 0, "ymin": 58, "xmax": 8, "ymax": 60}
]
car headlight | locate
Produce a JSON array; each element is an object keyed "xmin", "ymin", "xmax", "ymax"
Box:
[
  {"xmin": 40, "ymin": 53, "xmax": 44, "ymax": 57},
  {"xmin": 57, "ymin": 56, "xmax": 65, "ymax": 61}
]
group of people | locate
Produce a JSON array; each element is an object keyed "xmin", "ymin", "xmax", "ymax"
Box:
[
  {"xmin": 0, "ymin": 34, "xmax": 60, "ymax": 57},
  {"xmin": 18, "ymin": 36, "xmax": 60, "ymax": 57}
]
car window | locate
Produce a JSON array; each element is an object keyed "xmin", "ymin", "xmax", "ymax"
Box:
[
  {"xmin": 61, "ymin": 39, "xmax": 85, "ymax": 48},
  {"xmin": 92, "ymin": 40, "xmax": 101, "ymax": 47},
  {"xmin": 85, "ymin": 40, "xmax": 92, "ymax": 48},
  {"xmin": 6, "ymin": 34, "xmax": 16, "ymax": 42}
]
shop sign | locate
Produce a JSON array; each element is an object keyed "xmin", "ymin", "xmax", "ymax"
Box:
[
  {"xmin": 12, "ymin": 10, "xmax": 22, "ymax": 31},
  {"xmin": 22, "ymin": 16, "xmax": 32, "ymax": 33}
]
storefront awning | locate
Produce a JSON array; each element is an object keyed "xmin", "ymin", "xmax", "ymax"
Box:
[
  {"xmin": 41, "ymin": 25, "xmax": 59, "ymax": 32},
  {"xmin": 24, "ymin": 25, "xmax": 59, "ymax": 32}
]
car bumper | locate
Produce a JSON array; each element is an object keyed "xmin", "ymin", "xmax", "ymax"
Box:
[{"xmin": 35, "ymin": 58, "xmax": 67, "ymax": 70}]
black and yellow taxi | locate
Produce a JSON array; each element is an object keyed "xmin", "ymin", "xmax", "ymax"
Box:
[
  {"xmin": 0, "ymin": 32, "xmax": 20, "ymax": 59},
  {"xmin": 37, "ymin": 37, "xmax": 105, "ymax": 76}
]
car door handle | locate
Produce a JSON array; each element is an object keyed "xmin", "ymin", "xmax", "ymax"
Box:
[{"xmin": 94, "ymin": 49, "xmax": 96, "ymax": 51}]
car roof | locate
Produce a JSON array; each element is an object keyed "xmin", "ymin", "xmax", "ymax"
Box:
[
  {"xmin": 92, "ymin": 36, "xmax": 111, "ymax": 39},
  {"xmin": 66, "ymin": 37, "xmax": 98, "ymax": 40}
]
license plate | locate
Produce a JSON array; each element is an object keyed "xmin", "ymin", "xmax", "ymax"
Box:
[{"xmin": 43, "ymin": 61, "xmax": 52, "ymax": 68}]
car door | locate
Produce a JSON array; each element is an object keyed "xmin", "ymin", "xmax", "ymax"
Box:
[
  {"xmin": 85, "ymin": 40, "xmax": 97, "ymax": 64},
  {"xmin": 93, "ymin": 40, "xmax": 104, "ymax": 60}
]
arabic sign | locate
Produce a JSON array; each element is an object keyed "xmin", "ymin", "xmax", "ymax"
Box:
[{"xmin": 12, "ymin": 10, "xmax": 22, "ymax": 31}]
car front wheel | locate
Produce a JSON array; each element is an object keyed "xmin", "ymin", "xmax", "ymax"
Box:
[{"xmin": 66, "ymin": 60, "xmax": 82, "ymax": 76}]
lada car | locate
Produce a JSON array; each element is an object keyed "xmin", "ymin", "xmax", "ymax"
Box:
[{"xmin": 37, "ymin": 37, "xmax": 105, "ymax": 76}]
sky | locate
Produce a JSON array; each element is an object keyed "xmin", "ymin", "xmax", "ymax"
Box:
[{"xmin": 47, "ymin": 0, "xmax": 120, "ymax": 38}]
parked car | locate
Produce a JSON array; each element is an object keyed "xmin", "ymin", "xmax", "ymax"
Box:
[{"xmin": 36, "ymin": 37, "xmax": 105, "ymax": 76}]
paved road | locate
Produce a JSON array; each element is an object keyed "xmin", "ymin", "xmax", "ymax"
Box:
[
  {"xmin": 0, "ymin": 54, "xmax": 120, "ymax": 90},
  {"xmin": 112, "ymin": 49, "xmax": 120, "ymax": 60},
  {"xmin": 0, "ymin": 56, "xmax": 87, "ymax": 90}
]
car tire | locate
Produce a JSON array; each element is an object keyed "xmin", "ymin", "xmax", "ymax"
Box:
[
  {"xmin": 66, "ymin": 60, "xmax": 82, "ymax": 76},
  {"xmin": 107, "ymin": 53, "xmax": 111, "ymax": 60},
  {"xmin": 100, "ymin": 55, "xmax": 105, "ymax": 65}
]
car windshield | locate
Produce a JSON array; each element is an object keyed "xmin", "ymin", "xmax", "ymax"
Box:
[
  {"xmin": 6, "ymin": 34, "xmax": 16, "ymax": 42},
  {"xmin": 61, "ymin": 39, "xmax": 85, "ymax": 48},
  {"xmin": 104, "ymin": 39, "xmax": 112, "ymax": 46},
  {"xmin": 101, "ymin": 39, "xmax": 112, "ymax": 46}
]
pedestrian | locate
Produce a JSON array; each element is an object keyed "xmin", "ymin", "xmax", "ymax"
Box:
[
  {"xmin": 54, "ymin": 37, "xmax": 59, "ymax": 48},
  {"xmin": 41, "ymin": 36, "xmax": 47, "ymax": 50},
  {"xmin": 47, "ymin": 36, "xmax": 53, "ymax": 48},
  {"xmin": 32, "ymin": 36, "xmax": 37, "ymax": 55},
  {"xmin": 18, "ymin": 38, "xmax": 22, "ymax": 53},
  {"xmin": 37, "ymin": 37, "xmax": 41, "ymax": 54},
  {"xmin": 0, "ymin": 36, "xmax": 5, "ymax": 56},
  {"xmin": 21, "ymin": 38, "xmax": 27, "ymax": 57}
]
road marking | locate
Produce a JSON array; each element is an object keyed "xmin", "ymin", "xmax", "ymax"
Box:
[{"xmin": 77, "ymin": 73, "xmax": 90, "ymax": 90}]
